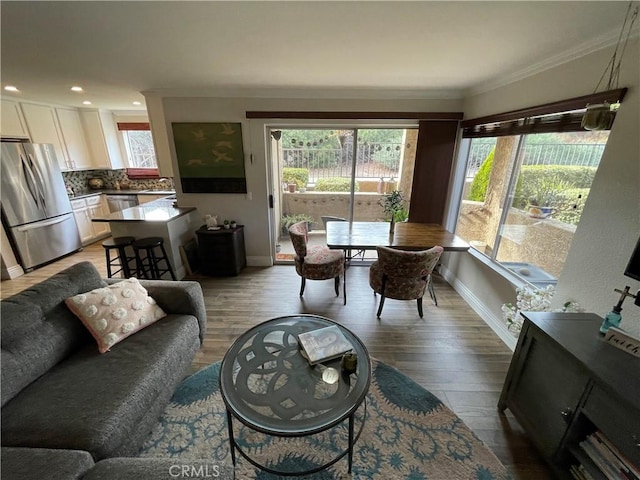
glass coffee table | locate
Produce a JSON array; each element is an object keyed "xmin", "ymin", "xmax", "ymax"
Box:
[{"xmin": 219, "ymin": 314, "xmax": 371, "ymax": 476}]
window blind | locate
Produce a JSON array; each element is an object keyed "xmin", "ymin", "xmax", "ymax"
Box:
[
  {"xmin": 461, "ymin": 88, "xmax": 627, "ymax": 138},
  {"xmin": 117, "ymin": 122, "xmax": 150, "ymax": 131}
]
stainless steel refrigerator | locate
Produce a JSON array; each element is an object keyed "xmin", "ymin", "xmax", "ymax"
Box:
[{"xmin": 1, "ymin": 142, "xmax": 82, "ymax": 270}]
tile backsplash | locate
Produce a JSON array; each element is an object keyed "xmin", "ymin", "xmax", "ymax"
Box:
[{"xmin": 63, "ymin": 169, "xmax": 174, "ymax": 195}]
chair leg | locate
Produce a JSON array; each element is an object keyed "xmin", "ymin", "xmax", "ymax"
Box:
[
  {"xmin": 299, "ymin": 277, "xmax": 306, "ymax": 296},
  {"xmin": 428, "ymin": 273, "xmax": 438, "ymax": 306},
  {"xmin": 376, "ymin": 295, "xmax": 386, "ymax": 318},
  {"xmin": 343, "ymin": 272, "xmax": 347, "ymax": 306},
  {"xmin": 417, "ymin": 297, "xmax": 424, "ymax": 318},
  {"xmin": 334, "ymin": 276, "xmax": 340, "ymax": 296}
]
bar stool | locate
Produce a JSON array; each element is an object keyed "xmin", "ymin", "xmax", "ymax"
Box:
[
  {"xmin": 132, "ymin": 237, "xmax": 177, "ymax": 280},
  {"xmin": 102, "ymin": 236, "xmax": 136, "ymax": 278}
]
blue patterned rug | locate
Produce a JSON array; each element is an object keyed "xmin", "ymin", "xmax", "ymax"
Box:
[{"xmin": 139, "ymin": 359, "xmax": 510, "ymax": 479}]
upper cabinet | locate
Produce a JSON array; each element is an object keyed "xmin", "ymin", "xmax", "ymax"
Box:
[
  {"xmin": 55, "ymin": 107, "xmax": 94, "ymax": 170},
  {"xmin": 1, "ymin": 99, "xmax": 29, "ymax": 138},
  {"xmin": 80, "ymin": 110, "xmax": 126, "ymax": 170},
  {"xmin": 19, "ymin": 102, "xmax": 71, "ymax": 171}
]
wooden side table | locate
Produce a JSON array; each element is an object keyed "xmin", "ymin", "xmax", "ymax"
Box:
[{"xmin": 196, "ymin": 225, "xmax": 246, "ymax": 276}]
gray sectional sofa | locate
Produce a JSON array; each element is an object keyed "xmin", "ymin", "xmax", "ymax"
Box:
[{"xmin": 0, "ymin": 261, "xmax": 233, "ymax": 479}]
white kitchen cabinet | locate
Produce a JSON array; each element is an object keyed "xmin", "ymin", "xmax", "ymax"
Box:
[
  {"xmin": 80, "ymin": 109, "xmax": 126, "ymax": 170},
  {"xmin": 55, "ymin": 108, "xmax": 94, "ymax": 170},
  {"xmin": 20, "ymin": 102, "xmax": 71, "ymax": 171},
  {"xmin": 71, "ymin": 195, "xmax": 110, "ymax": 245},
  {"xmin": 1, "ymin": 99, "xmax": 29, "ymax": 138},
  {"xmin": 88, "ymin": 195, "xmax": 110, "ymax": 237}
]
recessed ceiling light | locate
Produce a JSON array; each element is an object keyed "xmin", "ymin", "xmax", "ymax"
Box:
[
  {"xmin": 70, "ymin": 86, "xmax": 84, "ymax": 92},
  {"xmin": 4, "ymin": 85, "xmax": 20, "ymax": 92},
  {"xmin": 132, "ymin": 101, "xmax": 142, "ymax": 106},
  {"xmin": 82, "ymin": 101, "xmax": 92, "ymax": 105}
]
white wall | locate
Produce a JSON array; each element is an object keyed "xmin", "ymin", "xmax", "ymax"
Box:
[
  {"xmin": 446, "ymin": 38, "xmax": 640, "ymax": 341},
  {"xmin": 145, "ymin": 93, "xmax": 463, "ymax": 266}
]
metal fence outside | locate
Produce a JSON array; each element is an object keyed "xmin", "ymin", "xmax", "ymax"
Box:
[
  {"xmin": 465, "ymin": 141, "xmax": 606, "ymax": 178},
  {"xmin": 283, "ymin": 142, "xmax": 402, "ymax": 181}
]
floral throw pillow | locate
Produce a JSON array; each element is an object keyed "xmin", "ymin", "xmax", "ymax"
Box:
[{"xmin": 65, "ymin": 278, "xmax": 167, "ymax": 353}]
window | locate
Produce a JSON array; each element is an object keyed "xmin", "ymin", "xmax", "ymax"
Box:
[
  {"xmin": 117, "ymin": 122, "xmax": 158, "ymax": 171},
  {"xmin": 454, "ymin": 88, "xmax": 626, "ymax": 287}
]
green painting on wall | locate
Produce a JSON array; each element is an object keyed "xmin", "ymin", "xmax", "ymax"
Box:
[{"xmin": 172, "ymin": 122, "xmax": 247, "ymax": 193}]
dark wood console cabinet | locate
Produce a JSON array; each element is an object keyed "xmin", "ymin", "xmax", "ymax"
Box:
[
  {"xmin": 196, "ymin": 225, "xmax": 246, "ymax": 276},
  {"xmin": 499, "ymin": 312, "xmax": 640, "ymax": 479}
]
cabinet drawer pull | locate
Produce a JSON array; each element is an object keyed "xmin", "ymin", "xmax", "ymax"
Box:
[{"xmin": 560, "ymin": 408, "xmax": 573, "ymax": 423}]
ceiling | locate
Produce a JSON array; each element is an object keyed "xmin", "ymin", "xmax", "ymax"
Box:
[{"xmin": 0, "ymin": 1, "xmax": 634, "ymax": 112}]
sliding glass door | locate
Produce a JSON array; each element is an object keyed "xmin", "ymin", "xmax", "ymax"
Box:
[{"xmin": 271, "ymin": 126, "xmax": 417, "ymax": 262}]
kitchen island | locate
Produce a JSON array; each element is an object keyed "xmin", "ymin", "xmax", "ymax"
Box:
[{"xmin": 92, "ymin": 198, "xmax": 200, "ymax": 280}]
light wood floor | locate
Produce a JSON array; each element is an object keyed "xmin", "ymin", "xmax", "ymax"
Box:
[{"xmin": 0, "ymin": 241, "xmax": 554, "ymax": 480}]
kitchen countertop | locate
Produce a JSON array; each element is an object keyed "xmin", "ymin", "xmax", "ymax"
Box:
[
  {"xmin": 70, "ymin": 189, "xmax": 176, "ymax": 199},
  {"xmin": 92, "ymin": 198, "xmax": 195, "ymax": 223}
]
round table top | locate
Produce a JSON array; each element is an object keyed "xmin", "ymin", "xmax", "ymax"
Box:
[{"xmin": 219, "ymin": 314, "xmax": 371, "ymax": 436}]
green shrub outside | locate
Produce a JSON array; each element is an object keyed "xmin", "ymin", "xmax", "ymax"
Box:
[
  {"xmin": 467, "ymin": 148, "xmax": 494, "ymax": 202},
  {"xmin": 282, "ymin": 168, "xmax": 309, "ymax": 189},
  {"xmin": 314, "ymin": 177, "xmax": 359, "ymax": 192},
  {"xmin": 512, "ymin": 165, "xmax": 596, "ymax": 209}
]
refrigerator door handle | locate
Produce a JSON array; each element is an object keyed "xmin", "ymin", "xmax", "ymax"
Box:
[
  {"xmin": 26, "ymin": 152, "xmax": 48, "ymax": 213},
  {"xmin": 15, "ymin": 215, "xmax": 70, "ymax": 231},
  {"xmin": 20, "ymin": 152, "xmax": 43, "ymax": 209}
]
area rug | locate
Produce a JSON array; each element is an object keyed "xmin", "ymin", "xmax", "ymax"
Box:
[{"xmin": 139, "ymin": 359, "xmax": 510, "ymax": 480}]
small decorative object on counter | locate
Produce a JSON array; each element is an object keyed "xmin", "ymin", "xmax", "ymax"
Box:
[
  {"xmin": 223, "ymin": 220, "xmax": 230, "ymax": 229},
  {"xmin": 65, "ymin": 184, "xmax": 74, "ymax": 197},
  {"xmin": 341, "ymin": 351, "xmax": 358, "ymax": 374},
  {"xmin": 205, "ymin": 215, "xmax": 218, "ymax": 229},
  {"xmin": 230, "ymin": 220, "xmax": 237, "ymax": 229},
  {"xmin": 600, "ymin": 285, "xmax": 636, "ymax": 334}
]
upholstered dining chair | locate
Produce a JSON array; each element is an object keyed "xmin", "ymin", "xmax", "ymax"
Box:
[
  {"xmin": 369, "ymin": 245, "xmax": 444, "ymax": 318},
  {"xmin": 289, "ymin": 221, "xmax": 346, "ymax": 304}
]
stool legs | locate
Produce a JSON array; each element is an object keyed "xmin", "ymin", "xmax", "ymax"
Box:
[{"xmin": 133, "ymin": 238, "xmax": 176, "ymax": 280}]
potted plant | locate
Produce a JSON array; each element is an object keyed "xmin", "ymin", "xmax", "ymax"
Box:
[
  {"xmin": 223, "ymin": 219, "xmax": 230, "ymax": 229},
  {"xmin": 230, "ymin": 220, "xmax": 237, "ymax": 229},
  {"xmin": 526, "ymin": 177, "xmax": 572, "ymax": 219},
  {"xmin": 380, "ymin": 190, "xmax": 406, "ymax": 233}
]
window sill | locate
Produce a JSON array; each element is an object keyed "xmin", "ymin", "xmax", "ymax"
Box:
[{"xmin": 467, "ymin": 247, "xmax": 532, "ymax": 290}]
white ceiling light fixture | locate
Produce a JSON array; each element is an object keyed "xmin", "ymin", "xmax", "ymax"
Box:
[
  {"xmin": 132, "ymin": 101, "xmax": 141, "ymax": 106},
  {"xmin": 582, "ymin": 2, "xmax": 639, "ymax": 131},
  {"xmin": 70, "ymin": 86, "xmax": 84, "ymax": 92},
  {"xmin": 82, "ymin": 101, "xmax": 92, "ymax": 105},
  {"xmin": 4, "ymin": 85, "xmax": 20, "ymax": 92}
]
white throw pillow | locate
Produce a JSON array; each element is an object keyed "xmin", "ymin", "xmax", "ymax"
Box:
[{"xmin": 65, "ymin": 277, "xmax": 167, "ymax": 353}]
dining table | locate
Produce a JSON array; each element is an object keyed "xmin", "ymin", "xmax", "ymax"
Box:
[
  {"xmin": 325, "ymin": 221, "xmax": 469, "ymax": 305},
  {"xmin": 326, "ymin": 221, "xmax": 469, "ymax": 252}
]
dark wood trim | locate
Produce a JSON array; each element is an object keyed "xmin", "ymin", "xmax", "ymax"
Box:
[
  {"xmin": 245, "ymin": 111, "xmax": 464, "ymax": 120},
  {"xmin": 408, "ymin": 120, "xmax": 460, "ymax": 224},
  {"xmin": 460, "ymin": 88, "xmax": 627, "ymax": 128}
]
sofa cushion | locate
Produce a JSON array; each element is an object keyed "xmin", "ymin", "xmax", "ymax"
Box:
[
  {"xmin": 65, "ymin": 278, "xmax": 167, "ymax": 353},
  {"xmin": 0, "ymin": 447, "xmax": 94, "ymax": 480},
  {"xmin": 0, "ymin": 262, "xmax": 105, "ymax": 406},
  {"xmin": 1, "ymin": 313, "xmax": 200, "ymax": 460}
]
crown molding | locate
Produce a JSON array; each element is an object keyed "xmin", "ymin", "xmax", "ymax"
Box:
[
  {"xmin": 467, "ymin": 28, "xmax": 638, "ymax": 97},
  {"xmin": 142, "ymin": 86, "xmax": 464, "ymax": 101}
]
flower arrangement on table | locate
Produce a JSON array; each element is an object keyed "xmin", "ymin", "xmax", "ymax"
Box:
[{"xmin": 501, "ymin": 284, "xmax": 582, "ymax": 336}]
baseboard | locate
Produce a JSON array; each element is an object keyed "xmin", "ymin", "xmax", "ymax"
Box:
[
  {"xmin": 440, "ymin": 264, "xmax": 517, "ymax": 352},
  {"xmin": 1, "ymin": 263, "xmax": 25, "ymax": 280},
  {"xmin": 247, "ymin": 256, "xmax": 272, "ymax": 267}
]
